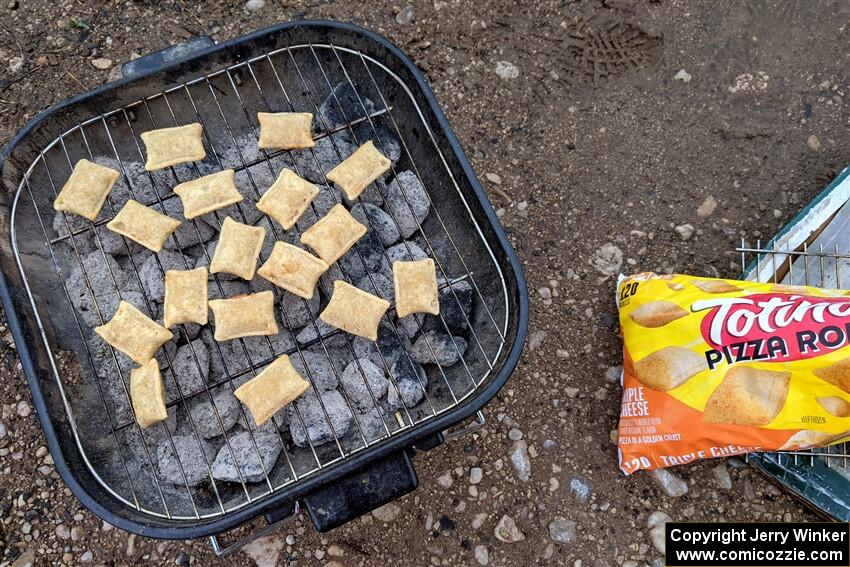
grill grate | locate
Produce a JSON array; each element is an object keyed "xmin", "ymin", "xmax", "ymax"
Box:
[
  {"xmin": 11, "ymin": 42, "xmax": 511, "ymax": 520},
  {"xmin": 738, "ymin": 239, "xmax": 850, "ymax": 470}
]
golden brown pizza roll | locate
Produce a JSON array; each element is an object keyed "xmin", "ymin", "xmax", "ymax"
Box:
[
  {"xmin": 257, "ymin": 241, "xmax": 328, "ymax": 300},
  {"xmin": 140, "ymin": 123, "xmax": 206, "ymax": 171},
  {"xmin": 770, "ymin": 284, "xmax": 810, "ymax": 294},
  {"xmin": 234, "ymin": 354, "xmax": 310, "ymax": 425},
  {"xmin": 692, "ymin": 279, "xmax": 740, "ymax": 293},
  {"xmin": 779, "ymin": 429, "xmax": 850, "ymax": 451},
  {"xmin": 173, "ymin": 169, "xmax": 243, "ymax": 219},
  {"xmin": 210, "ymin": 216, "xmax": 267, "ymax": 280},
  {"xmin": 53, "ymin": 159, "xmax": 120, "ymax": 221},
  {"xmin": 628, "ymin": 301, "xmax": 688, "ymax": 328},
  {"xmin": 667, "ymin": 282, "xmax": 685, "ymax": 291},
  {"xmin": 702, "ymin": 366, "xmax": 791, "ymax": 426},
  {"xmin": 106, "ymin": 199, "xmax": 181, "ymax": 252},
  {"xmin": 163, "ymin": 267, "xmax": 208, "ymax": 328},
  {"xmin": 300, "ymin": 204, "xmax": 367, "ymax": 264},
  {"xmin": 813, "ymin": 357, "xmax": 850, "ymax": 393},
  {"xmin": 393, "ymin": 259, "xmax": 439, "ymax": 318},
  {"xmin": 95, "ymin": 301, "xmax": 173, "ymax": 365},
  {"xmin": 256, "ymin": 169, "xmax": 319, "ymax": 229},
  {"xmin": 320, "ymin": 280, "xmax": 390, "ymax": 341},
  {"xmin": 209, "ymin": 291, "xmax": 278, "ymax": 341},
  {"xmin": 257, "ymin": 112, "xmax": 315, "ymax": 150},
  {"xmin": 130, "ymin": 359, "xmax": 168, "ymax": 429},
  {"xmin": 817, "ymin": 396, "xmax": 850, "ymax": 418},
  {"xmin": 633, "ymin": 346, "xmax": 707, "ymax": 391},
  {"xmin": 326, "ymin": 140, "xmax": 391, "ymax": 201}
]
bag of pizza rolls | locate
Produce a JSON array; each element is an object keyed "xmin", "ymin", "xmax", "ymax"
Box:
[{"xmin": 616, "ymin": 272, "xmax": 850, "ymax": 474}]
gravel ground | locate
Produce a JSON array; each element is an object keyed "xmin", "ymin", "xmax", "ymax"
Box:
[{"xmin": 1, "ymin": 0, "xmax": 846, "ymax": 565}]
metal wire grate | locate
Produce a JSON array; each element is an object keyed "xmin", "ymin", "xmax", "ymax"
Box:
[
  {"xmin": 10, "ymin": 42, "xmax": 511, "ymax": 520},
  {"xmin": 738, "ymin": 239, "xmax": 850, "ymax": 470}
]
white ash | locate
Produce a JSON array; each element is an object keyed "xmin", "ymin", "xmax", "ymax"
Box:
[
  {"xmin": 339, "ymin": 358, "xmax": 389, "ymax": 411},
  {"xmin": 211, "ymin": 428, "xmax": 282, "ymax": 483},
  {"xmin": 66, "ymin": 250, "xmax": 134, "ymax": 302},
  {"xmin": 350, "ymin": 203, "xmax": 400, "ymax": 247},
  {"xmin": 385, "ymin": 240, "xmax": 429, "ymax": 263},
  {"xmin": 289, "ymin": 389, "xmax": 353, "ymax": 447},
  {"xmin": 408, "ymin": 331, "xmax": 467, "ymax": 366},
  {"xmin": 386, "ymin": 358, "xmax": 427, "ymax": 409},
  {"xmin": 137, "ymin": 248, "xmax": 188, "ymax": 303},
  {"xmin": 165, "ymin": 339, "xmax": 209, "ymax": 403},
  {"xmin": 189, "ymin": 386, "xmax": 241, "ymax": 439},
  {"xmin": 290, "ymin": 350, "xmax": 341, "ymax": 391},
  {"xmin": 155, "ymin": 434, "xmax": 217, "ymax": 487},
  {"xmin": 317, "ymin": 82, "xmax": 377, "ymax": 131},
  {"xmin": 384, "ymin": 171, "xmax": 430, "ymax": 238},
  {"xmin": 356, "ymin": 272, "xmax": 394, "ymax": 302},
  {"xmin": 279, "ymin": 292, "xmax": 320, "ymax": 329},
  {"xmin": 295, "ymin": 318, "xmax": 337, "ymax": 345}
]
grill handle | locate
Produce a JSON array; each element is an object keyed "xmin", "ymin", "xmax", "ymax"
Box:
[
  {"xmin": 120, "ymin": 36, "xmax": 216, "ymax": 79},
  {"xmin": 302, "ymin": 449, "xmax": 418, "ymax": 532}
]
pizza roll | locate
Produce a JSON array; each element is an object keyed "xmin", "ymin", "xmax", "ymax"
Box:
[
  {"xmin": 257, "ymin": 241, "xmax": 328, "ymax": 299},
  {"xmin": 770, "ymin": 284, "xmax": 810, "ymax": 294},
  {"xmin": 53, "ymin": 159, "xmax": 120, "ymax": 221},
  {"xmin": 95, "ymin": 300, "xmax": 173, "ymax": 364},
  {"xmin": 326, "ymin": 140, "xmax": 391, "ymax": 201},
  {"xmin": 667, "ymin": 282, "xmax": 685, "ymax": 291},
  {"xmin": 256, "ymin": 169, "xmax": 319, "ymax": 229},
  {"xmin": 140, "ymin": 123, "xmax": 206, "ymax": 171},
  {"xmin": 692, "ymin": 279, "xmax": 740, "ymax": 294},
  {"xmin": 813, "ymin": 357, "xmax": 850, "ymax": 393},
  {"xmin": 234, "ymin": 354, "xmax": 310, "ymax": 425},
  {"xmin": 210, "ymin": 216, "xmax": 266, "ymax": 280},
  {"xmin": 164, "ymin": 267, "xmax": 208, "ymax": 328},
  {"xmin": 130, "ymin": 359, "xmax": 168, "ymax": 429},
  {"xmin": 320, "ymin": 280, "xmax": 390, "ymax": 341},
  {"xmin": 106, "ymin": 199, "xmax": 181, "ymax": 252},
  {"xmin": 817, "ymin": 396, "xmax": 850, "ymax": 418},
  {"xmin": 209, "ymin": 291, "xmax": 278, "ymax": 341},
  {"xmin": 393, "ymin": 259, "xmax": 439, "ymax": 318},
  {"xmin": 173, "ymin": 169, "xmax": 243, "ymax": 219},
  {"xmin": 300, "ymin": 204, "xmax": 367, "ymax": 264},
  {"xmin": 633, "ymin": 346, "xmax": 707, "ymax": 391},
  {"xmin": 779, "ymin": 429, "xmax": 850, "ymax": 451},
  {"xmin": 702, "ymin": 366, "xmax": 790, "ymax": 426},
  {"xmin": 628, "ymin": 301, "xmax": 688, "ymax": 328},
  {"xmin": 257, "ymin": 112, "xmax": 315, "ymax": 150}
]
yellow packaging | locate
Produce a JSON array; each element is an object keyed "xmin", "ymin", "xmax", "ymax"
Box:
[{"xmin": 616, "ymin": 272, "xmax": 850, "ymax": 474}]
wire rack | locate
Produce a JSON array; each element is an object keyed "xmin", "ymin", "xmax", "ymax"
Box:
[
  {"xmin": 738, "ymin": 239, "xmax": 850, "ymax": 470},
  {"xmin": 10, "ymin": 42, "xmax": 510, "ymax": 520}
]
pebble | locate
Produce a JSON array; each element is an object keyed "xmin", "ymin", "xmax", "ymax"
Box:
[
  {"xmin": 91, "ymin": 57, "xmax": 113, "ymax": 70},
  {"xmin": 436, "ymin": 472, "xmax": 453, "ymax": 488},
  {"xmin": 527, "ymin": 330, "xmax": 546, "ymax": 352},
  {"xmin": 9, "ymin": 55, "xmax": 23, "ymax": 74},
  {"xmin": 242, "ymin": 535, "xmax": 284, "ymax": 567},
  {"xmin": 674, "ymin": 224, "xmax": 695, "ymax": 241},
  {"xmin": 395, "ymin": 5, "xmax": 415, "ymax": 25},
  {"xmin": 542, "ymin": 439, "xmax": 556, "ymax": 450},
  {"xmin": 175, "ymin": 551, "xmax": 190, "ymax": 566},
  {"xmin": 508, "ymin": 427, "xmax": 523, "ymax": 441},
  {"xmin": 509, "ymin": 440, "xmax": 531, "ymax": 482},
  {"xmin": 471, "ymin": 513, "xmax": 487, "ymax": 530},
  {"xmin": 712, "ymin": 464, "xmax": 732, "ymax": 490},
  {"xmin": 56, "ymin": 523, "xmax": 71, "ymax": 539},
  {"xmin": 80, "ymin": 551, "xmax": 93, "ymax": 562},
  {"xmin": 372, "ymin": 503, "xmax": 401, "ymax": 522},
  {"xmin": 590, "ymin": 243, "xmax": 623, "ymax": 276},
  {"xmin": 245, "ymin": 0, "xmax": 265, "ymax": 11},
  {"xmin": 548, "ymin": 517, "xmax": 577, "ymax": 544},
  {"xmin": 16, "ymin": 401, "xmax": 30, "ymax": 417},
  {"xmin": 494, "ymin": 514, "xmax": 525, "ymax": 542},
  {"xmin": 71, "ymin": 526, "xmax": 83, "ymax": 541},
  {"xmin": 474, "ymin": 545, "xmax": 489, "ymax": 565},
  {"xmin": 605, "ymin": 366, "xmax": 622, "ymax": 383},
  {"xmin": 807, "ymin": 134, "xmax": 821, "ymax": 151},
  {"xmin": 649, "ymin": 468, "xmax": 688, "ymax": 497},
  {"xmin": 647, "ymin": 511, "xmax": 671, "ymax": 554},
  {"xmin": 327, "ymin": 544, "xmax": 344, "ymax": 557},
  {"xmin": 674, "ymin": 69, "xmax": 692, "ymax": 83},
  {"xmin": 569, "ymin": 477, "xmax": 591, "ymax": 502},
  {"xmin": 469, "ymin": 467, "xmax": 483, "ymax": 484},
  {"xmin": 538, "ymin": 286, "xmax": 552, "ymax": 300},
  {"xmin": 495, "ymin": 60, "xmax": 520, "ymax": 80},
  {"xmin": 485, "ymin": 172, "xmax": 502, "ymax": 185},
  {"xmin": 697, "ymin": 195, "xmax": 717, "ymax": 218},
  {"xmin": 0, "ymin": 421, "xmax": 6, "ymax": 439}
]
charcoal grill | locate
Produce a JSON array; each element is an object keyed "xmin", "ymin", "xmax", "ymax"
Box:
[{"xmin": 0, "ymin": 20, "xmax": 528, "ymax": 547}]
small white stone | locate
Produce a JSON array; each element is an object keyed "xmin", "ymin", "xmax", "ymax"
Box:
[
  {"xmin": 807, "ymin": 134, "xmax": 822, "ymax": 151},
  {"xmin": 494, "ymin": 514, "xmax": 525, "ymax": 542},
  {"xmin": 9, "ymin": 56, "xmax": 24, "ymax": 74},
  {"xmin": 474, "ymin": 545, "xmax": 489, "ymax": 565},
  {"xmin": 436, "ymin": 472, "xmax": 453, "ymax": 488},
  {"xmin": 674, "ymin": 223, "xmax": 694, "ymax": 241},
  {"xmin": 485, "ymin": 172, "xmax": 502, "ymax": 185},
  {"xmin": 469, "ymin": 467, "xmax": 483, "ymax": 485},
  {"xmin": 538, "ymin": 287, "xmax": 552, "ymax": 300},
  {"xmin": 712, "ymin": 464, "xmax": 732, "ymax": 490},
  {"xmin": 674, "ymin": 69, "xmax": 692, "ymax": 83},
  {"xmin": 16, "ymin": 401, "xmax": 31, "ymax": 417},
  {"xmin": 245, "ymin": 0, "xmax": 265, "ymax": 11},
  {"xmin": 495, "ymin": 60, "xmax": 520, "ymax": 80},
  {"xmin": 696, "ymin": 196, "xmax": 717, "ymax": 218},
  {"xmin": 91, "ymin": 57, "xmax": 113, "ymax": 70},
  {"xmin": 80, "ymin": 551, "xmax": 93, "ymax": 562},
  {"xmin": 372, "ymin": 503, "xmax": 401, "ymax": 523}
]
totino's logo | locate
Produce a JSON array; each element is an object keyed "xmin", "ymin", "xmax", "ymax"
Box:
[{"xmin": 693, "ymin": 293, "xmax": 850, "ymax": 369}]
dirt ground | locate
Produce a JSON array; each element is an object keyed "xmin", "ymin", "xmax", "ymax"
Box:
[{"xmin": 1, "ymin": 0, "xmax": 847, "ymax": 565}]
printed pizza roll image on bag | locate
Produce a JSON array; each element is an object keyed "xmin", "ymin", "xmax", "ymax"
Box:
[{"xmin": 615, "ymin": 272, "xmax": 850, "ymax": 475}]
